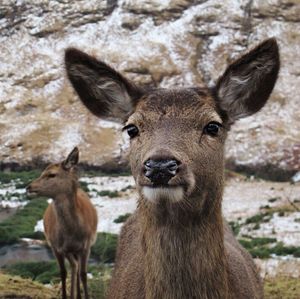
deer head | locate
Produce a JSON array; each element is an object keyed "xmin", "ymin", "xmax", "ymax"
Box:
[
  {"xmin": 65, "ymin": 39, "xmax": 279, "ymax": 212},
  {"xmin": 27, "ymin": 147, "xmax": 79, "ymax": 198}
]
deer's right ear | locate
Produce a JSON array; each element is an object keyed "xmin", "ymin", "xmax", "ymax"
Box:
[
  {"xmin": 65, "ymin": 48, "xmax": 144, "ymax": 122},
  {"xmin": 62, "ymin": 147, "xmax": 79, "ymax": 170}
]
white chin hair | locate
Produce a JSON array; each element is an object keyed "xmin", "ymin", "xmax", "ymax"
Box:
[{"xmin": 142, "ymin": 186, "xmax": 184, "ymax": 203}]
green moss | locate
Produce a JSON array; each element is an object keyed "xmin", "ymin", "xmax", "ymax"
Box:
[
  {"xmin": 91, "ymin": 233, "xmax": 118, "ymax": 263},
  {"xmin": 113, "ymin": 213, "xmax": 132, "ymax": 224},
  {"xmin": 0, "ymin": 198, "xmax": 47, "ymax": 245}
]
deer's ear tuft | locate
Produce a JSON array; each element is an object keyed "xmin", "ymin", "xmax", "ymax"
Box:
[{"xmin": 215, "ymin": 38, "xmax": 280, "ymax": 123}]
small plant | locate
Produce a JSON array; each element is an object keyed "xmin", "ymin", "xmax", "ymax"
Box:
[
  {"xmin": 228, "ymin": 221, "xmax": 241, "ymax": 236},
  {"xmin": 114, "ymin": 213, "xmax": 132, "ymax": 224},
  {"xmin": 97, "ymin": 190, "xmax": 119, "ymax": 198},
  {"xmin": 121, "ymin": 185, "xmax": 133, "ymax": 192},
  {"xmin": 268, "ymin": 197, "xmax": 279, "ymax": 203}
]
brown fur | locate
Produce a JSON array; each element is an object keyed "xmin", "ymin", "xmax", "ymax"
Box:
[
  {"xmin": 65, "ymin": 39, "xmax": 280, "ymax": 299},
  {"xmin": 27, "ymin": 148, "xmax": 97, "ymax": 299}
]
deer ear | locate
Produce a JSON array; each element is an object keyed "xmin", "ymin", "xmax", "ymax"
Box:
[
  {"xmin": 65, "ymin": 48, "xmax": 144, "ymax": 122},
  {"xmin": 63, "ymin": 147, "xmax": 79, "ymax": 170},
  {"xmin": 215, "ymin": 38, "xmax": 280, "ymax": 123}
]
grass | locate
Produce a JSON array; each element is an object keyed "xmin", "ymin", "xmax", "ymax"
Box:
[
  {"xmin": 0, "ymin": 272, "xmax": 59, "ymax": 298},
  {"xmin": 264, "ymin": 276, "xmax": 300, "ymax": 299},
  {"xmin": 113, "ymin": 213, "xmax": 132, "ymax": 224},
  {"xmin": 91, "ymin": 233, "xmax": 118, "ymax": 263},
  {"xmin": 1, "ymin": 271, "xmax": 300, "ymax": 299},
  {"xmin": 0, "ymin": 198, "xmax": 48, "ymax": 245},
  {"xmin": 3, "ymin": 261, "xmax": 60, "ymax": 284}
]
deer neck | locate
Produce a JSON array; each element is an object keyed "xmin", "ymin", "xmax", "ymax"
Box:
[
  {"xmin": 53, "ymin": 190, "xmax": 79, "ymax": 232},
  {"xmin": 139, "ymin": 194, "xmax": 229, "ymax": 299}
]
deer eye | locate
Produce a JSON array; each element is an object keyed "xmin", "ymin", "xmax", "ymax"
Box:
[
  {"xmin": 123, "ymin": 124, "xmax": 139, "ymax": 139},
  {"xmin": 47, "ymin": 173, "xmax": 56, "ymax": 179},
  {"xmin": 203, "ymin": 122, "xmax": 222, "ymax": 136}
]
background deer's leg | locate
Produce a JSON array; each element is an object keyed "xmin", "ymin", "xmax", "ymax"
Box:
[
  {"xmin": 67, "ymin": 253, "xmax": 79, "ymax": 299},
  {"xmin": 80, "ymin": 249, "xmax": 90, "ymax": 299},
  {"xmin": 53, "ymin": 249, "xmax": 67, "ymax": 299}
]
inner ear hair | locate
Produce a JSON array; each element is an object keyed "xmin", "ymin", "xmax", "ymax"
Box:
[
  {"xmin": 215, "ymin": 38, "xmax": 280, "ymax": 123},
  {"xmin": 65, "ymin": 48, "xmax": 144, "ymax": 122}
]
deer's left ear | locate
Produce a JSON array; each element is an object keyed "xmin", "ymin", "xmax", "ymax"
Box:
[
  {"xmin": 65, "ymin": 48, "xmax": 144, "ymax": 123},
  {"xmin": 215, "ymin": 38, "xmax": 280, "ymax": 123},
  {"xmin": 63, "ymin": 147, "xmax": 79, "ymax": 170}
]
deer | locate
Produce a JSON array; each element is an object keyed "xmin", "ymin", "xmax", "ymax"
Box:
[
  {"xmin": 64, "ymin": 38, "xmax": 280, "ymax": 299},
  {"xmin": 26, "ymin": 147, "xmax": 98, "ymax": 299}
]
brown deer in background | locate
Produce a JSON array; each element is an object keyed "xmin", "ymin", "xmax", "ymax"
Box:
[
  {"xmin": 27, "ymin": 147, "xmax": 98, "ymax": 299},
  {"xmin": 65, "ymin": 39, "xmax": 280, "ymax": 299}
]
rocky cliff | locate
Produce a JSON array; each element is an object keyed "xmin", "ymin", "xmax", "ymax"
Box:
[{"xmin": 0, "ymin": 0, "xmax": 299, "ymax": 179}]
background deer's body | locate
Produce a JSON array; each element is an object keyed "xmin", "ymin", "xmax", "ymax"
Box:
[
  {"xmin": 65, "ymin": 39, "xmax": 280, "ymax": 299},
  {"xmin": 27, "ymin": 148, "xmax": 97, "ymax": 299}
]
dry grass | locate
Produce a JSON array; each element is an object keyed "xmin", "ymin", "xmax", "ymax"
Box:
[
  {"xmin": 264, "ymin": 276, "xmax": 300, "ymax": 299},
  {"xmin": 0, "ymin": 272, "xmax": 58, "ymax": 299}
]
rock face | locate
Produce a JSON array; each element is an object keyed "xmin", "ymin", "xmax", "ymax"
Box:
[{"xmin": 0, "ymin": 0, "xmax": 299, "ymax": 179}]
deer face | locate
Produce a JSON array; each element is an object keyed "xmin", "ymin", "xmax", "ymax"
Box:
[
  {"xmin": 123, "ymin": 88, "xmax": 227, "ymax": 203},
  {"xmin": 27, "ymin": 148, "xmax": 79, "ymax": 199},
  {"xmin": 65, "ymin": 39, "xmax": 279, "ymax": 206}
]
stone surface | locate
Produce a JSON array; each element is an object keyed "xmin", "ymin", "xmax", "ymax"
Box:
[{"xmin": 0, "ymin": 0, "xmax": 299, "ymax": 177}]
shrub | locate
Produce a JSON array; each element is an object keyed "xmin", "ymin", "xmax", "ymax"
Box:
[
  {"xmin": 4, "ymin": 261, "xmax": 60, "ymax": 284},
  {"xmin": 113, "ymin": 213, "xmax": 132, "ymax": 224},
  {"xmin": 91, "ymin": 233, "xmax": 118, "ymax": 263},
  {"xmin": 0, "ymin": 198, "xmax": 47, "ymax": 245}
]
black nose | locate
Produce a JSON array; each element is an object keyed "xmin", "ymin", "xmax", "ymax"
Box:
[{"xmin": 144, "ymin": 159, "xmax": 179, "ymax": 186}]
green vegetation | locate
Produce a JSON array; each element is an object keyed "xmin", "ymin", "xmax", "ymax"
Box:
[
  {"xmin": 79, "ymin": 180, "xmax": 90, "ymax": 193},
  {"xmin": 245, "ymin": 213, "xmax": 272, "ymax": 225},
  {"xmin": 238, "ymin": 237, "xmax": 300, "ymax": 259},
  {"xmin": 113, "ymin": 213, "xmax": 132, "ymax": 224},
  {"xmin": 120, "ymin": 185, "xmax": 134, "ymax": 192},
  {"xmin": 4, "ymin": 261, "xmax": 60, "ymax": 284},
  {"xmin": 0, "ymin": 272, "xmax": 59, "ymax": 299},
  {"xmin": 0, "ymin": 197, "xmax": 47, "ymax": 245},
  {"xmin": 228, "ymin": 221, "xmax": 241, "ymax": 236},
  {"xmin": 97, "ymin": 190, "xmax": 120, "ymax": 198},
  {"xmin": 91, "ymin": 233, "xmax": 118, "ymax": 263},
  {"xmin": 83, "ymin": 170, "xmax": 131, "ymax": 177},
  {"xmin": 268, "ymin": 197, "xmax": 279, "ymax": 203},
  {"xmin": 3, "ymin": 261, "xmax": 112, "ymax": 285},
  {"xmin": 264, "ymin": 276, "xmax": 300, "ymax": 299},
  {"xmin": 0, "ymin": 170, "xmax": 40, "ymax": 188}
]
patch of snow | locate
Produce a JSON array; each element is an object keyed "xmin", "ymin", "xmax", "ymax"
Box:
[
  {"xmin": 34, "ymin": 219, "xmax": 44, "ymax": 233},
  {"xmin": 80, "ymin": 176, "xmax": 135, "ymax": 193},
  {"xmin": 240, "ymin": 212, "xmax": 300, "ymax": 247}
]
